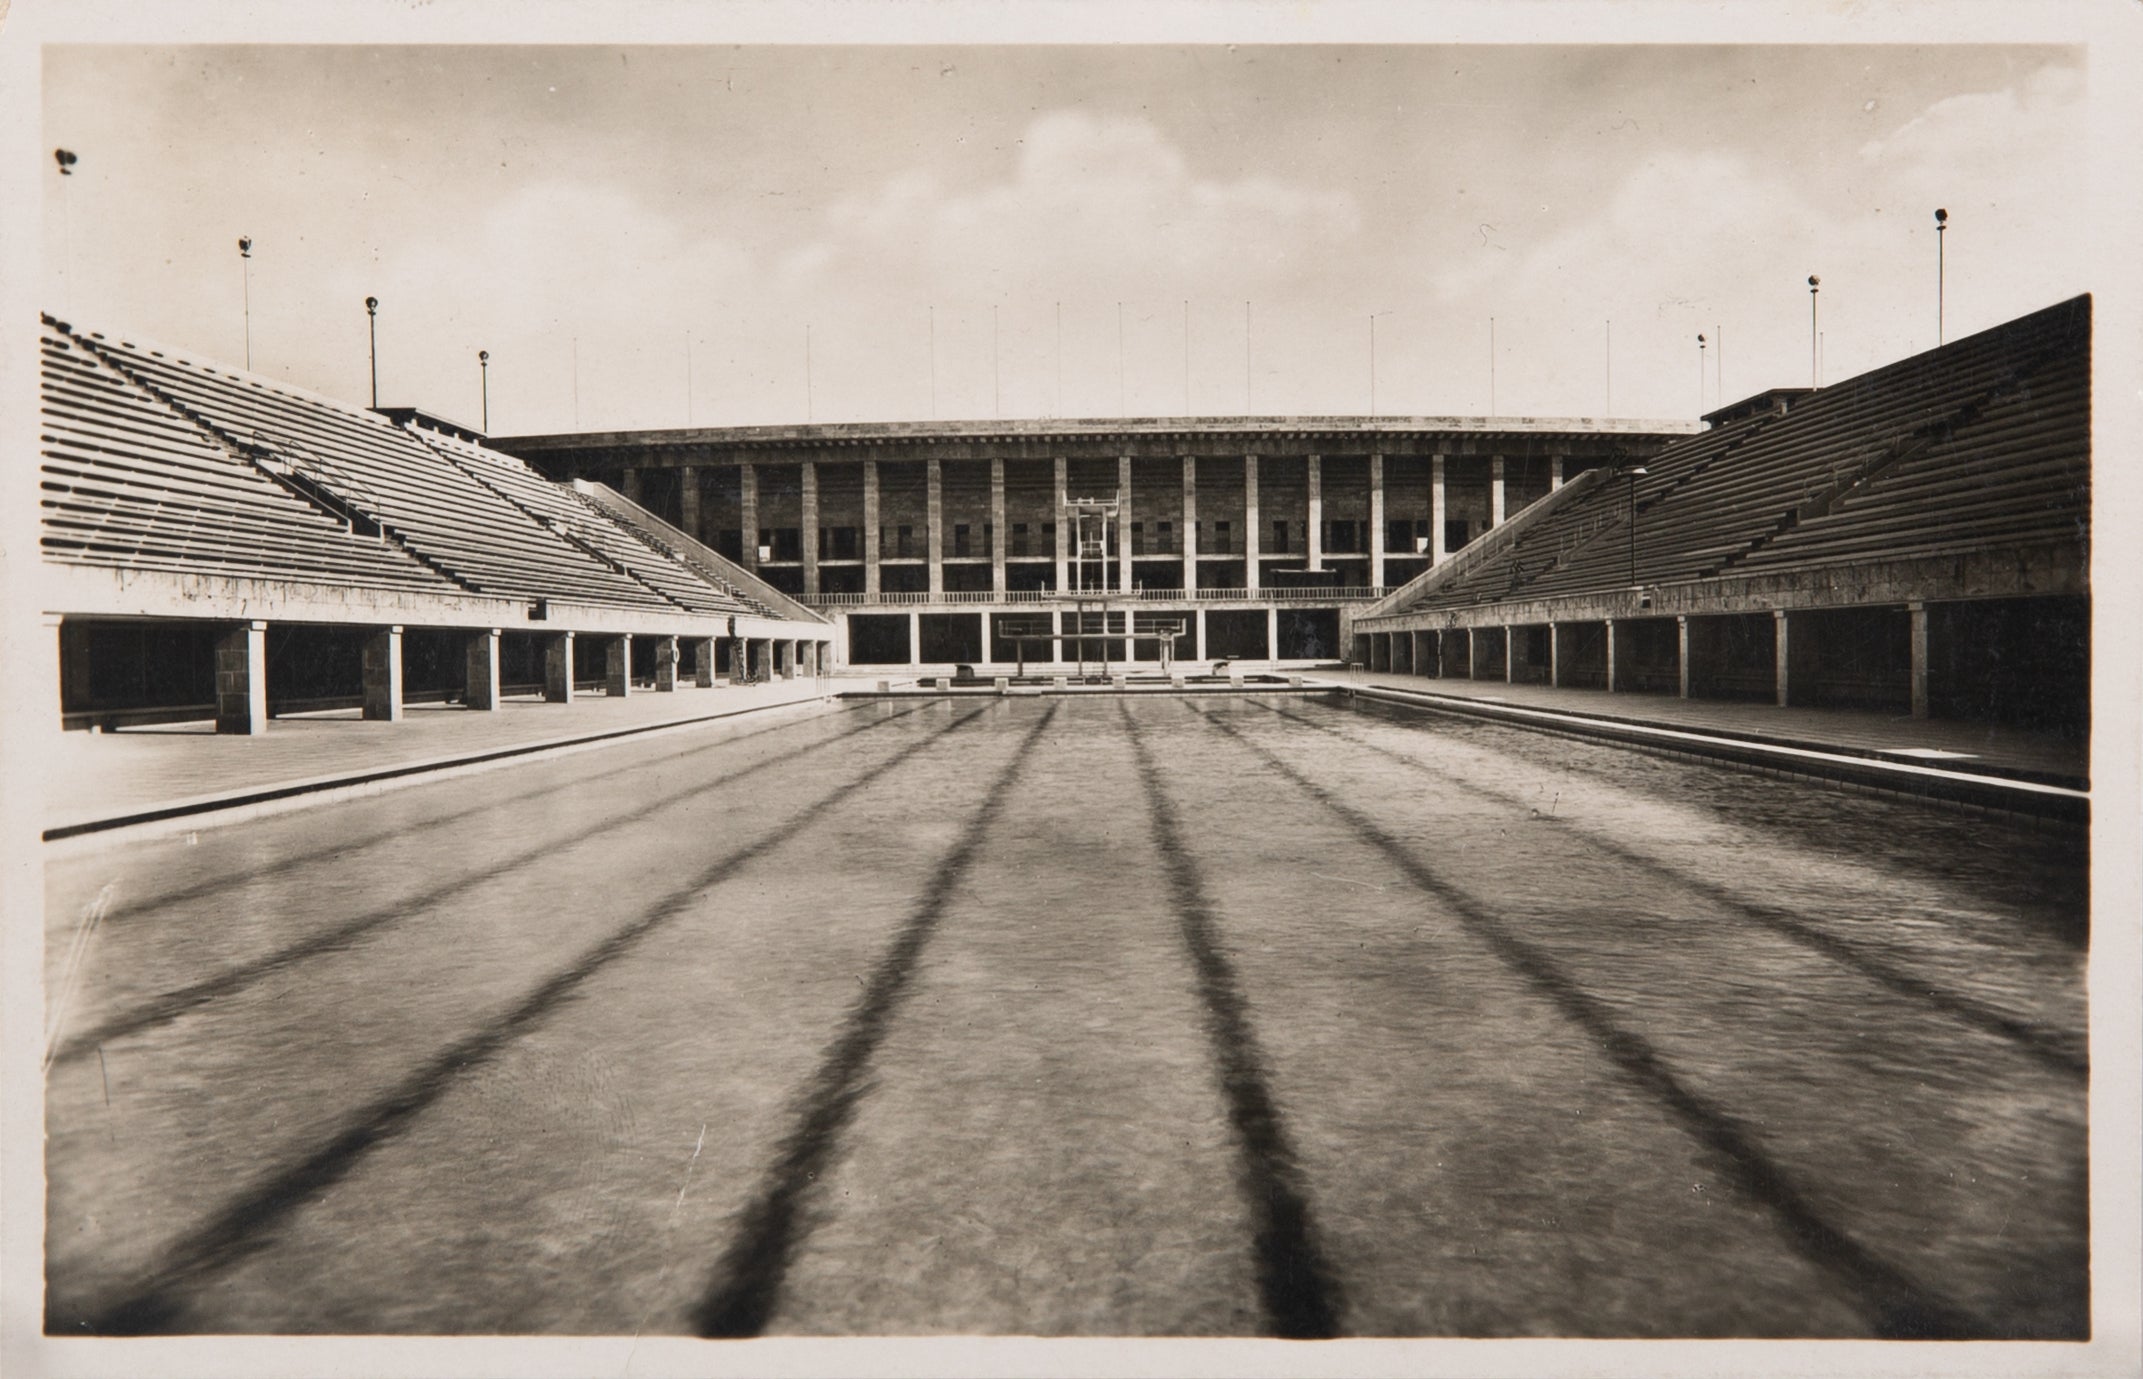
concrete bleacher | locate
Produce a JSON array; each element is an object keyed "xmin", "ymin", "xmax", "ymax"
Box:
[{"xmin": 39, "ymin": 314, "xmax": 834, "ymax": 735}]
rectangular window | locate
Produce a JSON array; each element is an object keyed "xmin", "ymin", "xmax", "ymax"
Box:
[
  {"xmin": 897, "ymin": 524, "xmax": 913, "ymax": 558},
  {"xmin": 1215, "ymin": 520, "xmax": 1231, "ymax": 554},
  {"xmin": 1130, "ymin": 522, "xmax": 1144, "ymax": 556},
  {"xmin": 1157, "ymin": 520, "xmax": 1173, "ymax": 554},
  {"xmin": 1445, "ymin": 519, "xmax": 1470, "ymax": 553},
  {"xmin": 953, "ymin": 523, "xmax": 971, "ymax": 557},
  {"xmin": 1012, "ymin": 522, "xmax": 1029, "ymax": 557},
  {"xmin": 1272, "ymin": 519, "xmax": 1289, "ymax": 554}
]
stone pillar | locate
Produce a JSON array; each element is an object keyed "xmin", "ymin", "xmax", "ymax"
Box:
[
  {"xmin": 752, "ymin": 638, "xmax": 772, "ymax": 682},
  {"xmin": 1118, "ymin": 453, "xmax": 1135, "ymax": 593},
  {"xmin": 1490, "ymin": 456, "xmax": 1507, "ymax": 529},
  {"xmin": 1267, "ymin": 606, "xmax": 1280, "ymax": 663},
  {"xmin": 693, "ymin": 636, "xmax": 717, "ymax": 688},
  {"xmin": 778, "ymin": 641, "xmax": 796, "ymax": 680},
  {"xmin": 622, "ymin": 468, "xmax": 643, "ymax": 504},
  {"xmin": 1677, "ymin": 616, "xmax": 1692, "ymax": 699},
  {"xmin": 1369, "ymin": 452, "xmax": 1386, "ymax": 590},
  {"xmin": 1053, "ymin": 456, "xmax": 1070, "ymax": 593},
  {"xmin": 909, "ymin": 612, "xmax": 922, "ymax": 667},
  {"xmin": 1504, "ymin": 625, "xmax": 1516, "ymax": 683},
  {"xmin": 1243, "ymin": 454, "xmax": 1261, "ymax": 592},
  {"xmin": 655, "ymin": 635, "xmax": 680, "ymax": 692},
  {"xmin": 1430, "ymin": 454, "xmax": 1449, "ymax": 563},
  {"xmin": 214, "ymin": 619, "xmax": 269, "ymax": 735},
  {"xmin": 1306, "ymin": 453, "xmax": 1323, "ymax": 571},
  {"xmin": 606, "ymin": 634, "xmax": 631, "ymax": 697},
  {"xmin": 679, "ymin": 466, "xmax": 701, "ymax": 542},
  {"xmin": 800, "ymin": 461, "xmax": 820, "ymax": 598},
  {"xmin": 1181, "ymin": 455, "xmax": 1198, "ymax": 593},
  {"xmin": 1462, "ymin": 627, "xmax": 1476, "ymax": 679},
  {"xmin": 465, "ymin": 628, "xmax": 502, "ymax": 711},
  {"xmin": 990, "ymin": 457, "xmax": 1007, "ymax": 595},
  {"xmin": 1909, "ymin": 601, "xmax": 1930, "ymax": 719},
  {"xmin": 1773, "ymin": 610, "xmax": 1791, "ymax": 708},
  {"xmin": 926, "ymin": 457, "xmax": 944, "ymax": 597},
  {"xmin": 1194, "ymin": 608, "xmax": 1207, "ymax": 661},
  {"xmin": 544, "ymin": 631, "xmax": 575, "ymax": 704},
  {"xmin": 863, "ymin": 460, "xmax": 882, "ymax": 600},
  {"xmin": 361, "ymin": 626, "xmax": 404, "ymax": 722},
  {"xmin": 1551, "ymin": 455, "xmax": 1565, "ymax": 491},
  {"xmin": 1548, "ymin": 622, "xmax": 1560, "ymax": 688},
  {"xmin": 740, "ymin": 463, "xmax": 760, "ymax": 572},
  {"xmin": 1605, "ymin": 618, "xmax": 1619, "ymax": 693}
]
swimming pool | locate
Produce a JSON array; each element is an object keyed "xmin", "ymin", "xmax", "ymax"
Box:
[{"xmin": 43, "ymin": 693, "xmax": 2088, "ymax": 1337}]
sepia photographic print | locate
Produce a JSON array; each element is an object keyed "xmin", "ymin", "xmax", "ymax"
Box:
[{"xmin": 4, "ymin": 3, "xmax": 2138, "ymax": 1377}]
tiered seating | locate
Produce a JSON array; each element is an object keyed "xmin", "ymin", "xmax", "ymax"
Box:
[
  {"xmin": 70, "ymin": 327, "xmax": 677, "ymax": 611},
  {"xmin": 39, "ymin": 320, "xmax": 453, "ymax": 592},
  {"xmin": 1398, "ymin": 296, "xmax": 2087, "ymax": 613},
  {"xmin": 404, "ymin": 426, "xmax": 756, "ymax": 616},
  {"xmin": 570, "ymin": 485, "xmax": 786, "ymax": 620},
  {"xmin": 1738, "ymin": 301, "xmax": 2088, "ymax": 570}
]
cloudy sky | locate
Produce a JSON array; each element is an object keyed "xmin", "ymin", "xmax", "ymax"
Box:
[{"xmin": 42, "ymin": 41, "xmax": 2090, "ymax": 435}]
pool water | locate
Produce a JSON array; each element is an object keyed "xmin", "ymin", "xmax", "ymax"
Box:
[{"xmin": 43, "ymin": 693, "xmax": 2088, "ymax": 1337}]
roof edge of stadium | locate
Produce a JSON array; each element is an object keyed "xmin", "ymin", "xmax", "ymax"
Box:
[{"xmin": 494, "ymin": 414, "xmax": 1703, "ymax": 450}]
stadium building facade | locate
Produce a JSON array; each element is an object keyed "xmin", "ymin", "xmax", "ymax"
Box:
[{"xmin": 493, "ymin": 417, "xmax": 1693, "ymax": 670}]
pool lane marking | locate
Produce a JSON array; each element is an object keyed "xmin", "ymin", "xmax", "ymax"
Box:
[
  {"xmin": 1183, "ymin": 701, "xmax": 1992, "ymax": 1341},
  {"xmin": 692, "ymin": 701, "xmax": 1061, "ymax": 1339},
  {"xmin": 73, "ymin": 701, "xmax": 912, "ymax": 931},
  {"xmin": 48, "ymin": 704, "xmax": 936, "ymax": 1067},
  {"xmin": 1251, "ymin": 701, "xmax": 2088, "ymax": 1078},
  {"xmin": 1120, "ymin": 702, "xmax": 1344, "ymax": 1340},
  {"xmin": 63, "ymin": 705, "xmax": 994, "ymax": 1338}
]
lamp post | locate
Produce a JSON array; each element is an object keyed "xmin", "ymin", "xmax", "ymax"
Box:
[
  {"xmin": 1696, "ymin": 333, "xmax": 1707, "ymax": 415},
  {"xmin": 478, "ymin": 350, "xmax": 490, "ymax": 433},
  {"xmin": 364, "ymin": 296, "xmax": 379, "ymax": 408},
  {"xmin": 1935, "ymin": 208, "xmax": 1948, "ymax": 345},
  {"xmin": 238, "ymin": 237, "xmax": 253, "ymax": 369},
  {"xmin": 1626, "ymin": 465, "xmax": 1649, "ymax": 586},
  {"xmin": 1807, "ymin": 275, "xmax": 1820, "ymax": 387}
]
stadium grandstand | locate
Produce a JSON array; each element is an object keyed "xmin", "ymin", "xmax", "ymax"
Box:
[
  {"xmin": 39, "ymin": 314, "xmax": 832, "ymax": 733},
  {"xmin": 1346, "ymin": 295, "xmax": 2090, "ymax": 736}
]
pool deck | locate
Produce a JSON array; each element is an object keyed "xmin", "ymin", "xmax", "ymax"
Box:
[{"xmin": 35, "ymin": 667, "xmax": 2089, "ymax": 840}]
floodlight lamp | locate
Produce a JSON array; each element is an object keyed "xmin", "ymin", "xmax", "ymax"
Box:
[
  {"xmin": 54, "ymin": 148, "xmax": 77, "ymax": 174},
  {"xmin": 479, "ymin": 350, "xmax": 490, "ymax": 364},
  {"xmin": 1697, "ymin": 333, "xmax": 1706, "ymax": 344},
  {"xmin": 238, "ymin": 236, "xmax": 252, "ymax": 256},
  {"xmin": 1808, "ymin": 275, "xmax": 1820, "ymax": 288},
  {"xmin": 1934, "ymin": 208, "xmax": 1948, "ymax": 225},
  {"xmin": 365, "ymin": 296, "xmax": 379, "ymax": 315}
]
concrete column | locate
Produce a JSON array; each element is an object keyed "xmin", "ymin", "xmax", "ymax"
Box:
[
  {"xmin": 693, "ymin": 636, "xmax": 717, "ymax": 688},
  {"xmin": 1548, "ymin": 622, "xmax": 1560, "ymax": 688},
  {"xmin": 863, "ymin": 460, "xmax": 881, "ymax": 599},
  {"xmin": 752, "ymin": 638, "xmax": 772, "ymax": 682},
  {"xmin": 926, "ymin": 457, "xmax": 944, "ymax": 597},
  {"xmin": 1605, "ymin": 618, "xmax": 1619, "ymax": 693},
  {"xmin": 1194, "ymin": 608, "xmax": 1207, "ymax": 661},
  {"xmin": 1181, "ymin": 455, "xmax": 1198, "ymax": 593},
  {"xmin": 909, "ymin": 612, "xmax": 922, "ymax": 667},
  {"xmin": 990, "ymin": 457, "xmax": 1007, "ymax": 595},
  {"xmin": 1118, "ymin": 453, "xmax": 1135, "ymax": 593},
  {"xmin": 1504, "ymin": 625, "xmax": 1515, "ymax": 683},
  {"xmin": 465, "ymin": 628, "xmax": 502, "ymax": 711},
  {"xmin": 214, "ymin": 620, "xmax": 269, "ymax": 735},
  {"xmin": 1369, "ymin": 452, "xmax": 1386, "ymax": 589},
  {"xmin": 1053, "ymin": 456, "xmax": 1070, "ymax": 593},
  {"xmin": 655, "ymin": 635, "xmax": 680, "ymax": 692},
  {"xmin": 1413, "ymin": 630, "xmax": 1430, "ymax": 677},
  {"xmin": 740, "ymin": 463, "xmax": 760, "ymax": 572},
  {"xmin": 622, "ymin": 467, "xmax": 643, "ymax": 504},
  {"xmin": 1267, "ymin": 606, "xmax": 1280, "ymax": 663},
  {"xmin": 361, "ymin": 626, "xmax": 404, "ymax": 722},
  {"xmin": 778, "ymin": 641, "xmax": 796, "ymax": 680},
  {"xmin": 1306, "ymin": 453, "xmax": 1323, "ymax": 571},
  {"xmin": 1551, "ymin": 455, "xmax": 1565, "ymax": 491},
  {"xmin": 1677, "ymin": 616, "xmax": 1692, "ymax": 699},
  {"xmin": 679, "ymin": 466, "xmax": 700, "ymax": 542},
  {"xmin": 544, "ymin": 631, "xmax": 575, "ymax": 704},
  {"xmin": 1490, "ymin": 456, "xmax": 1507, "ymax": 529},
  {"xmin": 606, "ymin": 634, "xmax": 632, "ymax": 697},
  {"xmin": 1462, "ymin": 627, "xmax": 1476, "ymax": 679},
  {"xmin": 1909, "ymin": 601, "xmax": 1930, "ymax": 719},
  {"xmin": 1243, "ymin": 454, "xmax": 1261, "ymax": 592},
  {"xmin": 1773, "ymin": 610, "xmax": 1791, "ymax": 708},
  {"xmin": 800, "ymin": 461, "xmax": 820, "ymax": 598},
  {"xmin": 1430, "ymin": 454, "xmax": 1449, "ymax": 563}
]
